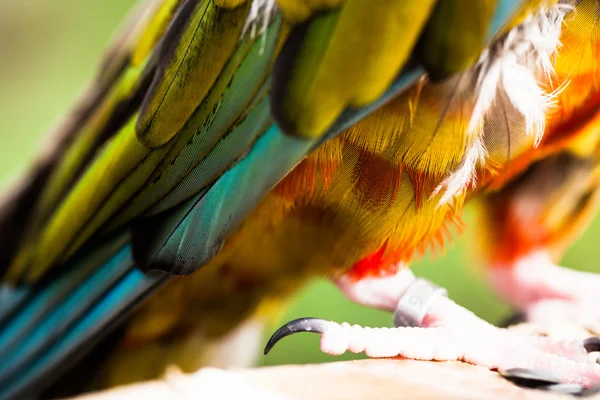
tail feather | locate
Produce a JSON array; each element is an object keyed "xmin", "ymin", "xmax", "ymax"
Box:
[
  {"xmin": 0, "ymin": 235, "xmax": 128, "ymax": 352},
  {"xmin": 0, "ymin": 234, "xmax": 167, "ymax": 399},
  {"xmin": 0, "ymin": 286, "xmax": 28, "ymax": 323}
]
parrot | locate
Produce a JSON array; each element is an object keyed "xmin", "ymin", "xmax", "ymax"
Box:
[{"xmin": 1, "ymin": 0, "xmax": 600, "ymax": 398}]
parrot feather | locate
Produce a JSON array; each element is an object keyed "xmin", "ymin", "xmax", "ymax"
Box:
[
  {"xmin": 271, "ymin": 0, "xmax": 437, "ymax": 138},
  {"xmin": 434, "ymin": 3, "xmax": 571, "ymax": 203},
  {"xmin": 136, "ymin": 0, "xmax": 252, "ymax": 148},
  {"xmin": 0, "ymin": 234, "xmax": 166, "ymax": 399},
  {"xmin": 25, "ymin": 0, "xmax": 181, "ymax": 236},
  {"xmin": 109, "ymin": 15, "xmax": 282, "ymax": 225},
  {"xmin": 6, "ymin": 1, "xmax": 280, "ymax": 282},
  {"xmin": 0, "ymin": 0, "xmax": 161, "ymax": 277},
  {"xmin": 133, "ymin": 65, "xmax": 427, "ymax": 275},
  {"xmin": 414, "ymin": 0, "xmax": 498, "ymax": 80},
  {"xmin": 2, "ymin": 267, "xmax": 164, "ymax": 400}
]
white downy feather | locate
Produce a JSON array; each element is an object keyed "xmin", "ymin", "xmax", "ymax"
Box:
[
  {"xmin": 435, "ymin": 3, "xmax": 572, "ymax": 205},
  {"xmin": 242, "ymin": 0, "xmax": 278, "ymax": 39}
]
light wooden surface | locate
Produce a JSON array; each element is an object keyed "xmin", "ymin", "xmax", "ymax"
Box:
[
  {"xmin": 76, "ymin": 359, "xmax": 590, "ymax": 400},
  {"xmin": 75, "ymin": 322, "xmax": 600, "ymax": 399}
]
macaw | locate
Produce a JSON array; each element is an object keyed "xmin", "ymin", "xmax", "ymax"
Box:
[{"xmin": 1, "ymin": 0, "xmax": 600, "ymax": 398}]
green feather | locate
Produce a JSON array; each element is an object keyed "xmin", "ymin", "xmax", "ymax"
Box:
[
  {"xmin": 108, "ymin": 15, "xmax": 282, "ymax": 228},
  {"xmin": 136, "ymin": 0, "xmax": 252, "ymax": 148}
]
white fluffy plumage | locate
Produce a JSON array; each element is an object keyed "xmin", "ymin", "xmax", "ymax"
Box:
[
  {"xmin": 435, "ymin": 3, "xmax": 572, "ymax": 205},
  {"xmin": 242, "ymin": 0, "xmax": 278, "ymax": 38}
]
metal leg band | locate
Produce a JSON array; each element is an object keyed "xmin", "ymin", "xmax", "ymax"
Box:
[{"xmin": 393, "ymin": 278, "xmax": 448, "ymax": 328}]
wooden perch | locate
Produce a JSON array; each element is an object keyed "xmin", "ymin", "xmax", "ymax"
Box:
[
  {"xmin": 75, "ymin": 359, "xmax": 580, "ymax": 399},
  {"xmin": 75, "ymin": 322, "xmax": 599, "ymax": 400}
]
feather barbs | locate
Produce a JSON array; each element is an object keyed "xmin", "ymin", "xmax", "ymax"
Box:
[{"xmin": 435, "ymin": 3, "xmax": 572, "ymax": 204}]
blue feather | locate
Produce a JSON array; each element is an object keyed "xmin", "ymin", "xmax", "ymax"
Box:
[
  {"xmin": 0, "ymin": 235, "xmax": 166, "ymax": 399},
  {"xmin": 489, "ymin": 0, "xmax": 522, "ymax": 38},
  {"xmin": 0, "ymin": 286, "xmax": 28, "ymax": 323},
  {"xmin": 0, "ymin": 235, "xmax": 128, "ymax": 356},
  {"xmin": 1, "ymin": 265, "xmax": 164, "ymax": 399}
]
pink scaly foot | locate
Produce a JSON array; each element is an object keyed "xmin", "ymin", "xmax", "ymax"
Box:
[
  {"xmin": 491, "ymin": 251, "xmax": 600, "ymax": 335},
  {"xmin": 265, "ymin": 268, "xmax": 600, "ymax": 391}
]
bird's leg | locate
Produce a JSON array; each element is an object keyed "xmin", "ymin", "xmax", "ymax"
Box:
[
  {"xmin": 490, "ymin": 250, "xmax": 600, "ymax": 334},
  {"xmin": 478, "ymin": 154, "xmax": 600, "ymax": 334},
  {"xmin": 265, "ymin": 268, "xmax": 600, "ymax": 387}
]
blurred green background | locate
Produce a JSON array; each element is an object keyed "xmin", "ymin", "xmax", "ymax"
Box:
[{"xmin": 0, "ymin": 0, "xmax": 598, "ymax": 368}]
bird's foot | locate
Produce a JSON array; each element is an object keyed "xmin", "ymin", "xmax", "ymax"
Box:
[
  {"xmin": 524, "ymin": 300, "xmax": 600, "ymax": 339},
  {"xmin": 265, "ymin": 272, "xmax": 600, "ymax": 390},
  {"xmin": 492, "ymin": 252, "xmax": 600, "ymax": 336},
  {"xmin": 266, "ymin": 309, "xmax": 600, "ymax": 388}
]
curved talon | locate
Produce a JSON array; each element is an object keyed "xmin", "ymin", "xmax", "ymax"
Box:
[
  {"xmin": 500, "ymin": 368, "xmax": 600, "ymax": 395},
  {"xmin": 499, "ymin": 311, "xmax": 526, "ymax": 328},
  {"xmin": 499, "ymin": 368, "xmax": 562, "ymax": 387},
  {"xmin": 264, "ymin": 317, "xmax": 330, "ymax": 355},
  {"xmin": 583, "ymin": 337, "xmax": 600, "ymax": 353},
  {"xmin": 542, "ymin": 383, "xmax": 584, "ymax": 395}
]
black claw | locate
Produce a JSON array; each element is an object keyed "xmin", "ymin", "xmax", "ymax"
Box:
[
  {"xmin": 500, "ymin": 368, "xmax": 562, "ymax": 388},
  {"xmin": 499, "ymin": 311, "xmax": 527, "ymax": 328},
  {"xmin": 500, "ymin": 368, "xmax": 600, "ymax": 397},
  {"xmin": 542, "ymin": 383, "xmax": 585, "ymax": 395},
  {"xmin": 583, "ymin": 337, "xmax": 600, "ymax": 353},
  {"xmin": 264, "ymin": 317, "xmax": 330, "ymax": 355}
]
